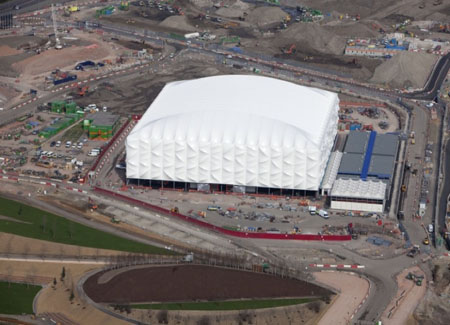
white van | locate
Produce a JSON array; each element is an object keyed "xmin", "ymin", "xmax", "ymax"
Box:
[
  {"xmin": 308, "ymin": 206, "xmax": 317, "ymax": 215},
  {"xmin": 318, "ymin": 209, "xmax": 329, "ymax": 219}
]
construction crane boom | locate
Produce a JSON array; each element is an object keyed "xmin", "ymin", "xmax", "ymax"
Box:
[{"xmin": 51, "ymin": 4, "xmax": 62, "ymax": 49}]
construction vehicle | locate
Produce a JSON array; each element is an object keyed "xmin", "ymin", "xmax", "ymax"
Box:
[
  {"xmin": 119, "ymin": 1, "xmax": 129, "ymax": 10},
  {"xmin": 281, "ymin": 44, "xmax": 296, "ymax": 55},
  {"xmin": 421, "ymin": 223, "xmax": 430, "ymax": 245},
  {"xmin": 68, "ymin": 6, "xmax": 79, "ymax": 12},
  {"xmin": 36, "ymin": 161, "xmax": 54, "ymax": 168},
  {"xmin": 406, "ymin": 272, "xmax": 424, "ymax": 286},
  {"xmin": 170, "ymin": 207, "xmax": 179, "ymax": 213},
  {"xmin": 51, "ymin": 4, "xmax": 62, "ymax": 49},
  {"xmin": 401, "ymin": 184, "xmax": 407, "ymax": 192},
  {"xmin": 77, "ymin": 86, "xmax": 89, "ymax": 97},
  {"xmin": 88, "ymin": 197, "xmax": 98, "ymax": 210}
]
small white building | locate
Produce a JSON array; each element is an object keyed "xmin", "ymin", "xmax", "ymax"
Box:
[{"xmin": 330, "ymin": 178, "xmax": 387, "ymax": 213}]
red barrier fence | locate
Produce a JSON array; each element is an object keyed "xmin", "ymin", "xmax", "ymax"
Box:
[
  {"xmin": 89, "ymin": 118, "xmax": 132, "ymax": 174},
  {"xmin": 94, "ymin": 187, "xmax": 351, "ymax": 241}
]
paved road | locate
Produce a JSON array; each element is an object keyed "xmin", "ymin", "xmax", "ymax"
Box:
[
  {"xmin": 404, "ymin": 53, "xmax": 450, "ymax": 101},
  {"xmin": 438, "ymin": 138, "xmax": 450, "ymax": 233}
]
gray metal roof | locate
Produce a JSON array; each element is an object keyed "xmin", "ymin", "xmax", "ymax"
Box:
[
  {"xmin": 331, "ymin": 178, "xmax": 387, "ymax": 200},
  {"xmin": 338, "ymin": 153, "xmax": 364, "ymax": 175},
  {"xmin": 344, "ymin": 131, "xmax": 369, "ymax": 154},
  {"xmin": 368, "ymin": 155, "xmax": 395, "ymax": 178},
  {"xmin": 372, "ymin": 133, "xmax": 399, "ymax": 156},
  {"xmin": 88, "ymin": 112, "xmax": 119, "ymax": 127}
]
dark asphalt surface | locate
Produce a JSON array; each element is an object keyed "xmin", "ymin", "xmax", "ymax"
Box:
[
  {"xmin": 439, "ymin": 139, "xmax": 450, "ymax": 232},
  {"xmin": 404, "ymin": 53, "xmax": 450, "ymax": 100}
]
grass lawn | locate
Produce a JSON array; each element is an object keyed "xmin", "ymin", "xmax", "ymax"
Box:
[
  {"xmin": 0, "ymin": 196, "xmax": 172, "ymax": 254},
  {"xmin": 130, "ymin": 298, "xmax": 315, "ymax": 311},
  {"xmin": 0, "ymin": 282, "xmax": 41, "ymax": 315},
  {"xmin": 60, "ymin": 122, "xmax": 85, "ymax": 142}
]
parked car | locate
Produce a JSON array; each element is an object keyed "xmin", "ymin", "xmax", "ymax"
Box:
[
  {"xmin": 428, "ymin": 224, "xmax": 434, "ymax": 233},
  {"xmin": 50, "ymin": 141, "xmax": 56, "ymax": 147}
]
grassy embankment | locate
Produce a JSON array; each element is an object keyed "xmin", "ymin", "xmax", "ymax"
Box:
[
  {"xmin": 0, "ymin": 282, "xmax": 41, "ymax": 314},
  {"xmin": 0, "ymin": 196, "xmax": 171, "ymax": 254},
  {"xmin": 130, "ymin": 298, "xmax": 316, "ymax": 310}
]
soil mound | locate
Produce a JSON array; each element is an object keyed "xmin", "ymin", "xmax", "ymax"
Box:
[
  {"xmin": 159, "ymin": 15, "xmax": 196, "ymax": 32},
  {"xmin": 282, "ymin": 23, "xmax": 345, "ymax": 55},
  {"xmin": 247, "ymin": 7, "xmax": 287, "ymax": 27},
  {"xmin": 370, "ymin": 52, "xmax": 437, "ymax": 88},
  {"xmin": 84, "ymin": 265, "xmax": 331, "ymax": 303}
]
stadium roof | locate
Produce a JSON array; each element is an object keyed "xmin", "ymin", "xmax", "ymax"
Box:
[
  {"xmin": 126, "ymin": 75, "xmax": 340, "ymax": 191},
  {"xmin": 330, "ymin": 178, "xmax": 387, "ymax": 200}
]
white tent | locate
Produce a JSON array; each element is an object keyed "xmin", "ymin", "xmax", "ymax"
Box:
[{"xmin": 126, "ymin": 75, "xmax": 339, "ymax": 190}]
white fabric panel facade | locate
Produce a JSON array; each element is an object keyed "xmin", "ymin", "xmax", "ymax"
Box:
[
  {"xmin": 330, "ymin": 201, "xmax": 384, "ymax": 213},
  {"xmin": 126, "ymin": 75, "xmax": 339, "ymax": 191}
]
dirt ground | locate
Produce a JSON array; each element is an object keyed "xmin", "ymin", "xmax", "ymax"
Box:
[
  {"xmin": 0, "ymin": 260, "xmax": 128, "ymax": 324},
  {"xmin": 0, "ymin": 232, "xmax": 133, "ymax": 258},
  {"xmin": 381, "ymin": 266, "xmax": 427, "ymax": 325},
  {"xmin": 84, "ymin": 265, "xmax": 332, "ymax": 303},
  {"xmin": 414, "ymin": 260, "xmax": 450, "ymax": 325},
  {"xmin": 313, "ymin": 271, "xmax": 370, "ymax": 325}
]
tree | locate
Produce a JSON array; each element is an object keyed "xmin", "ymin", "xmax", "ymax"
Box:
[
  {"xmin": 41, "ymin": 215, "xmax": 47, "ymax": 233},
  {"xmin": 18, "ymin": 205, "xmax": 22, "ymax": 216},
  {"xmin": 61, "ymin": 266, "xmax": 66, "ymax": 281},
  {"xmin": 53, "ymin": 278, "xmax": 57, "ymax": 286},
  {"xmin": 69, "ymin": 290, "xmax": 74, "ymax": 302}
]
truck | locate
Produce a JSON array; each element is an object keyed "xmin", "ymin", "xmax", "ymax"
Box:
[
  {"xmin": 308, "ymin": 206, "xmax": 317, "ymax": 215},
  {"xmin": 318, "ymin": 209, "xmax": 329, "ymax": 219},
  {"xmin": 184, "ymin": 32, "xmax": 200, "ymax": 39}
]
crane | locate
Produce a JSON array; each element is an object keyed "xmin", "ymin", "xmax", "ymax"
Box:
[{"xmin": 51, "ymin": 4, "xmax": 62, "ymax": 50}]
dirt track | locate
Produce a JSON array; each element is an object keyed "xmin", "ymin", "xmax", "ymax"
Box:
[{"xmin": 84, "ymin": 265, "xmax": 332, "ymax": 303}]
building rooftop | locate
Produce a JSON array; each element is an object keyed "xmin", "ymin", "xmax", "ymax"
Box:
[
  {"xmin": 344, "ymin": 131, "xmax": 369, "ymax": 154},
  {"xmin": 368, "ymin": 155, "xmax": 396, "ymax": 179},
  {"xmin": 321, "ymin": 151, "xmax": 343, "ymax": 191},
  {"xmin": 330, "ymin": 178, "xmax": 387, "ymax": 200},
  {"xmin": 372, "ymin": 133, "xmax": 399, "ymax": 156},
  {"xmin": 338, "ymin": 153, "xmax": 364, "ymax": 175},
  {"xmin": 339, "ymin": 131, "xmax": 399, "ymax": 180},
  {"xmin": 88, "ymin": 112, "xmax": 119, "ymax": 127}
]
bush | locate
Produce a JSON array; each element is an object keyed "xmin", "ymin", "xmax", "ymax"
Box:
[{"xmin": 157, "ymin": 310, "xmax": 168, "ymax": 324}]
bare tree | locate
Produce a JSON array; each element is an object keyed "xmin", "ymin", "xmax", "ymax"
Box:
[
  {"xmin": 5, "ymin": 235, "xmax": 13, "ymax": 256},
  {"xmin": 5, "ymin": 265, "xmax": 13, "ymax": 288},
  {"xmin": 40, "ymin": 243, "xmax": 47, "ymax": 258},
  {"xmin": 23, "ymin": 242, "xmax": 30, "ymax": 257}
]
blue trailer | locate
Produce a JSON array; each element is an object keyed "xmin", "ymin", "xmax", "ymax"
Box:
[{"xmin": 53, "ymin": 75, "xmax": 77, "ymax": 86}]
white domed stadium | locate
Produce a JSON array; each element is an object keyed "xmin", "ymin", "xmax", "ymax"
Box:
[{"xmin": 126, "ymin": 75, "xmax": 339, "ymax": 192}]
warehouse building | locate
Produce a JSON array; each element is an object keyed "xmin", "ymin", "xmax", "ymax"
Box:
[
  {"xmin": 126, "ymin": 75, "xmax": 340, "ymax": 194},
  {"xmin": 328, "ymin": 131, "xmax": 399, "ymax": 212},
  {"xmin": 330, "ymin": 178, "xmax": 387, "ymax": 213},
  {"xmin": 84, "ymin": 112, "xmax": 120, "ymax": 140}
]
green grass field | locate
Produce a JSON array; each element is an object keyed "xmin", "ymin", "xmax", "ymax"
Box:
[
  {"xmin": 130, "ymin": 298, "xmax": 315, "ymax": 311},
  {"xmin": 0, "ymin": 196, "xmax": 171, "ymax": 254},
  {"xmin": 60, "ymin": 122, "xmax": 85, "ymax": 142},
  {"xmin": 0, "ymin": 282, "xmax": 41, "ymax": 315}
]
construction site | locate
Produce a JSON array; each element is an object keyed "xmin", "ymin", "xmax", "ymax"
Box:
[{"xmin": 0, "ymin": 0, "xmax": 449, "ymax": 324}]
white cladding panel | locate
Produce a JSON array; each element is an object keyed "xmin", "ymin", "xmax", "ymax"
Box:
[
  {"xmin": 126, "ymin": 75, "xmax": 339, "ymax": 190},
  {"xmin": 330, "ymin": 200, "xmax": 384, "ymax": 213}
]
